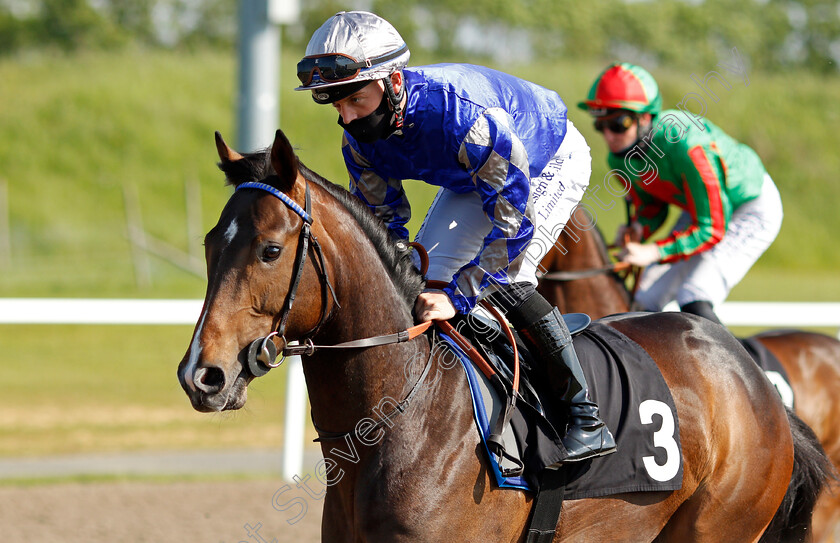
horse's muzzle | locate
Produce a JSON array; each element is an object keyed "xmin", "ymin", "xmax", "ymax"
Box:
[{"xmin": 178, "ymin": 359, "xmax": 250, "ymax": 412}]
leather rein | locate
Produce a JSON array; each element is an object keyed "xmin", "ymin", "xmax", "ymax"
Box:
[
  {"xmin": 539, "ymin": 261, "xmax": 633, "ymax": 281},
  {"xmin": 237, "ymin": 180, "xmax": 522, "ymax": 468},
  {"xmin": 538, "ymin": 240, "xmax": 643, "ymax": 300},
  {"xmin": 235, "ymin": 180, "xmax": 434, "ymax": 377}
]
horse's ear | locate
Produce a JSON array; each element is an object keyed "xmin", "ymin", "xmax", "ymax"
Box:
[
  {"xmin": 269, "ymin": 129, "xmax": 299, "ymax": 193},
  {"xmin": 215, "ymin": 131, "xmax": 244, "ymax": 163}
]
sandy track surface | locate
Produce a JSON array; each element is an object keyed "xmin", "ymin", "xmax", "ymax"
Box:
[{"xmin": 0, "ymin": 479, "xmax": 323, "ymax": 542}]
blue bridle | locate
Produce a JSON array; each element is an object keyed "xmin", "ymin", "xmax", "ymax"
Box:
[{"xmin": 236, "ymin": 181, "xmax": 313, "ymax": 224}]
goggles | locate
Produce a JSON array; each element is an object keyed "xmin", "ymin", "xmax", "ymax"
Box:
[
  {"xmin": 297, "ymin": 45, "xmax": 408, "ymax": 87},
  {"xmin": 593, "ymin": 112, "xmax": 636, "ymax": 134}
]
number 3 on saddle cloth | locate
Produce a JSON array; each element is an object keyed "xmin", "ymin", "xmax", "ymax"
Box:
[{"xmin": 438, "ymin": 311, "xmax": 685, "ymax": 496}]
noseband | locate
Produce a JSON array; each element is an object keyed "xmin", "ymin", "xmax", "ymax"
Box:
[{"xmin": 236, "ymin": 179, "xmax": 339, "ymax": 377}]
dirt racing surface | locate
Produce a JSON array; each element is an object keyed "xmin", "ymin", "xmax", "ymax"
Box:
[{"xmin": 0, "ymin": 480, "xmax": 323, "ymax": 542}]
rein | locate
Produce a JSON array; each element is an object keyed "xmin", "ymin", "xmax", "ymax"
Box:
[
  {"xmin": 538, "ymin": 239, "xmax": 643, "ymax": 300},
  {"xmin": 237, "ymin": 182, "xmax": 522, "ymax": 470},
  {"xmin": 539, "ymin": 261, "xmax": 632, "ymax": 281},
  {"xmin": 237, "ymin": 180, "xmax": 433, "ymax": 376},
  {"xmin": 310, "ymin": 345, "xmax": 434, "ymax": 443}
]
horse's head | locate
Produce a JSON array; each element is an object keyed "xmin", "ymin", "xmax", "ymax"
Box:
[{"xmin": 178, "ymin": 129, "xmax": 332, "ymax": 412}]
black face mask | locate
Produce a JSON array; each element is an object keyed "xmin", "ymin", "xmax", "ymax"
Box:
[{"xmin": 338, "ymin": 92, "xmax": 395, "ymax": 144}]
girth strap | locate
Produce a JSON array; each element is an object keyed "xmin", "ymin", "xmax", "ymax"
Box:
[{"xmin": 526, "ymin": 468, "xmax": 567, "ymax": 543}]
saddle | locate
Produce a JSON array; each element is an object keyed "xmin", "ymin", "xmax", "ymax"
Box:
[{"xmin": 436, "ymin": 309, "xmax": 684, "ymax": 496}]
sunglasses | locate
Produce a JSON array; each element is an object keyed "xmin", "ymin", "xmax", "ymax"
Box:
[
  {"xmin": 297, "ymin": 45, "xmax": 408, "ymax": 86},
  {"xmin": 593, "ymin": 113, "xmax": 636, "ymax": 134}
]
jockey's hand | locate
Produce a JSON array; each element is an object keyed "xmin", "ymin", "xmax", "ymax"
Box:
[
  {"xmin": 618, "ymin": 242, "xmax": 660, "ymax": 267},
  {"xmin": 415, "ymin": 291, "xmax": 457, "ymax": 322},
  {"xmin": 614, "ymin": 222, "xmax": 643, "ymax": 247}
]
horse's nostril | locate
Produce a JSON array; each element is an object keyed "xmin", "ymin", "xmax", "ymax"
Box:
[{"xmin": 194, "ymin": 366, "xmax": 226, "ymax": 394}]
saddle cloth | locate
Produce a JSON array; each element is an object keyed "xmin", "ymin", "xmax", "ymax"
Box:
[
  {"xmin": 739, "ymin": 335, "xmax": 794, "ymax": 409},
  {"xmin": 438, "ymin": 318, "xmax": 684, "ymax": 498}
]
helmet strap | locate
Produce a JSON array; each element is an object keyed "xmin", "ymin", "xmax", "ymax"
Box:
[{"xmin": 382, "ymin": 74, "xmax": 405, "ymax": 129}]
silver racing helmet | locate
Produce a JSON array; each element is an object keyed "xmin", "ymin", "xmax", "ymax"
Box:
[{"xmin": 295, "ymin": 11, "xmax": 410, "ymax": 104}]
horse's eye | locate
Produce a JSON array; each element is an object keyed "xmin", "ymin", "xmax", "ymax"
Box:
[{"xmin": 261, "ymin": 245, "xmax": 282, "ymax": 262}]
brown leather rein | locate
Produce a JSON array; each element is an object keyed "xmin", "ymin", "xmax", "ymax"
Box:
[
  {"xmin": 539, "ymin": 260, "xmax": 633, "ymax": 281},
  {"xmin": 538, "ymin": 240, "xmax": 643, "ymax": 300},
  {"xmin": 236, "ymin": 183, "xmax": 517, "ymax": 390}
]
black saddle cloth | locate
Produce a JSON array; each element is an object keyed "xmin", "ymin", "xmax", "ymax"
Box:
[
  {"xmin": 449, "ymin": 313, "xmax": 684, "ymax": 497},
  {"xmin": 739, "ymin": 335, "xmax": 788, "ymax": 379},
  {"xmin": 739, "ymin": 334, "xmax": 794, "ymax": 408}
]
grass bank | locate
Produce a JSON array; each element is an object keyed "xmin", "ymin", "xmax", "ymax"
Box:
[{"xmin": 0, "ymin": 48, "xmax": 837, "ymax": 299}]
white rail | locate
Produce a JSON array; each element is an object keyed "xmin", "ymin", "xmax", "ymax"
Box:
[
  {"xmin": 717, "ymin": 301, "xmax": 840, "ymax": 330},
  {"xmin": 0, "ymin": 298, "xmax": 307, "ymax": 482},
  {"xmin": 2, "ymin": 298, "xmax": 839, "ymax": 329},
  {"xmin": 0, "ymin": 298, "xmax": 203, "ymax": 324}
]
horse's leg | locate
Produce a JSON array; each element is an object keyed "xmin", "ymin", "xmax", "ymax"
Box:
[
  {"xmin": 321, "ymin": 494, "xmax": 355, "ymax": 543},
  {"xmin": 760, "ymin": 332, "xmax": 840, "ymax": 464},
  {"xmin": 352, "ymin": 364, "xmax": 533, "ymax": 543},
  {"xmin": 606, "ymin": 313, "xmax": 794, "ymax": 542}
]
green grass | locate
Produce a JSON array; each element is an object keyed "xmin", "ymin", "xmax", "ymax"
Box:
[
  {"xmin": 0, "ymin": 324, "xmax": 308, "ymax": 457},
  {"xmin": 728, "ymin": 269, "xmax": 840, "ymax": 301},
  {"xmin": 0, "ymin": 49, "xmax": 234, "ymax": 298},
  {"xmin": 0, "ymin": 48, "xmax": 838, "ymax": 299}
]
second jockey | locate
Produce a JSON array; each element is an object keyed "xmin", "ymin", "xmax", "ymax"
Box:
[{"xmin": 579, "ymin": 63, "xmax": 783, "ymax": 325}]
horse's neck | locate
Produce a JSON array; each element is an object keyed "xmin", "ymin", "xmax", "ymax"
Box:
[
  {"xmin": 559, "ymin": 228, "xmax": 631, "ymax": 317},
  {"xmin": 302, "ymin": 193, "xmax": 430, "ymax": 440},
  {"xmin": 300, "ymin": 189, "xmax": 499, "ymax": 535}
]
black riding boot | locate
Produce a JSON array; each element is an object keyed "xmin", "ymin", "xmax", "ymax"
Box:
[
  {"xmin": 520, "ymin": 307, "xmax": 617, "ymax": 462},
  {"xmin": 492, "ymin": 283, "xmax": 616, "ymax": 462}
]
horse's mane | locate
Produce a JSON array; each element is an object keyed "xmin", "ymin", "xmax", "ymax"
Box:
[{"xmin": 217, "ymin": 148, "xmax": 425, "ymax": 307}]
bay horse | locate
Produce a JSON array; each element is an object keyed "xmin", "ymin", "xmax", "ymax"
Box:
[
  {"xmin": 538, "ymin": 223, "xmax": 840, "ymax": 542},
  {"xmin": 178, "ymin": 129, "xmax": 827, "ymax": 542}
]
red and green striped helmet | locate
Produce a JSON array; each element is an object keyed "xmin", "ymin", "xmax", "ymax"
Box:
[{"xmin": 578, "ymin": 63, "xmax": 662, "ymax": 115}]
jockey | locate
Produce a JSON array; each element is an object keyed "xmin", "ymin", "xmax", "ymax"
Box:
[
  {"xmin": 296, "ymin": 11, "xmax": 615, "ymax": 462},
  {"xmin": 579, "ymin": 63, "xmax": 783, "ymax": 325}
]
